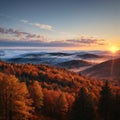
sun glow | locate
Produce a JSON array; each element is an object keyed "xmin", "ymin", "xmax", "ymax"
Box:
[{"xmin": 110, "ymin": 46, "xmax": 119, "ymax": 53}]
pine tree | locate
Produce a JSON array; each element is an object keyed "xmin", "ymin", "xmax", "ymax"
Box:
[
  {"xmin": 0, "ymin": 73, "xmax": 33, "ymax": 120},
  {"xmin": 98, "ymin": 81, "xmax": 113, "ymax": 120},
  {"xmin": 71, "ymin": 87, "xmax": 95, "ymax": 120},
  {"xmin": 29, "ymin": 81, "xmax": 44, "ymax": 113},
  {"xmin": 110, "ymin": 93, "xmax": 120, "ymax": 120}
]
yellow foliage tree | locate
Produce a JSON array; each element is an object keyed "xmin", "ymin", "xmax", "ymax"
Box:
[
  {"xmin": 29, "ymin": 81, "xmax": 44, "ymax": 113},
  {"xmin": 0, "ymin": 73, "xmax": 33, "ymax": 120}
]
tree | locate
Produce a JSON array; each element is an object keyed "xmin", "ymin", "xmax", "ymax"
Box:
[
  {"xmin": 98, "ymin": 81, "xmax": 113, "ymax": 120},
  {"xmin": 110, "ymin": 93, "xmax": 120, "ymax": 120},
  {"xmin": 29, "ymin": 81, "xmax": 44, "ymax": 113},
  {"xmin": 57, "ymin": 93, "xmax": 68, "ymax": 120},
  {"xmin": 71, "ymin": 87, "xmax": 95, "ymax": 120},
  {"xmin": 0, "ymin": 73, "xmax": 33, "ymax": 120}
]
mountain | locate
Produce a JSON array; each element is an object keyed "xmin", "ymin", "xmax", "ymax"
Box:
[
  {"xmin": 20, "ymin": 53, "xmax": 44, "ymax": 57},
  {"xmin": 7, "ymin": 57, "xmax": 44, "ymax": 64},
  {"xmin": 56, "ymin": 60, "xmax": 92, "ymax": 69},
  {"xmin": 76, "ymin": 53, "xmax": 102, "ymax": 59},
  {"xmin": 20, "ymin": 52, "xmax": 72, "ymax": 57},
  {"xmin": 7, "ymin": 56, "xmax": 67, "ymax": 65},
  {"xmin": 48, "ymin": 52, "xmax": 73, "ymax": 56},
  {"xmin": 81, "ymin": 58, "xmax": 120, "ymax": 80}
]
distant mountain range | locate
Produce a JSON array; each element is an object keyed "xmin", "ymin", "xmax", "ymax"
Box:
[
  {"xmin": 81, "ymin": 58, "xmax": 120, "ymax": 80},
  {"xmin": 5, "ymin": 52, "xmax": 99, "ymax": 70},
  {"xmin": 1, "ymin": 50, "xmax": 120, "ymax": 81},
  {"xmin": 3, "ymin": 52, "xmax": 106, "ymax": 65}
]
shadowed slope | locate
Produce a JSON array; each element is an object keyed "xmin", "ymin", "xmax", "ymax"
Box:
[{"xmin": 82, "ymin": 58, "xmax": 120, "ymax": 80}]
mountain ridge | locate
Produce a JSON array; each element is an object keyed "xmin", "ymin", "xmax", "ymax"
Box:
[
  {"xmin": 81, "ymin": 58, "xmax": 120, "ymax": 80},
  {"xmin": 56, "ymin": 60, "xmax": 92, "ymax": 69}
]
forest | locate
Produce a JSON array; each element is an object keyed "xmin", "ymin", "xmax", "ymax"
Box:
[{"xmin": 0, "ymin": 61, "xmax": 120, "ymax": 120}]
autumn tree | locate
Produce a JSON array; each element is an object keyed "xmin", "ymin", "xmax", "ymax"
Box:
[
  {"xmin": 0, "ymin": 73, "xmax": 33, "ymax": 120},
  {"xmin": 29, "ymin": 81, "xmax": 44, "ymax": 114},
  {"xmin": 98, "ymin": 81, "xmax": 113, "ymax": 120},
  {"xmin": 70, "ymin": 87, "xmax": 95, "ymax": 120},
  {"xmin": 43, "ymin": 89, "xmax": 61, "ymax": 118},
  {"xmin": 56, "ymin": 93, "xmax": 68, "ymax": 120}
]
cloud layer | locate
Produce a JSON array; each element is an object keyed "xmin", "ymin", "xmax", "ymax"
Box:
[
  {"xmin": 0, "ymin": 26, "xmax": 106, "ymax": 47},
  {"xmin": 66, "ymin": 38, "xmax": 105, "ymax": 45}
]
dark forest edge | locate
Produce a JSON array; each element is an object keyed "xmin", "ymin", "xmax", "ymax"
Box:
[{"xmin": 0, "ymin": 61, "xmax": 120, "ymax": 120}]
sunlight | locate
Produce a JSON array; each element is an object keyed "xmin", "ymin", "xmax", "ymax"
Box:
[{"xmin": 110, "ymin": 46, "xmax": 119, "ymax": 53}]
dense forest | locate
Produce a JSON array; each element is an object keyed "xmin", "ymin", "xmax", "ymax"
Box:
[{"xmin": 0, "ymin": 61, "xmax": 120, "ymax": 120}]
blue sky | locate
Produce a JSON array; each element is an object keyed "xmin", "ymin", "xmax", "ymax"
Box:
[{"xmin": 0, "ymin": 0, "xmax": 120, "ymax": 50}]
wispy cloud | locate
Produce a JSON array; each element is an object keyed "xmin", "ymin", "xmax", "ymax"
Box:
[
  {"xmin": 0, "ymin": 13, "xmax": 54, "ymax": 31},
  {"xmin": 0, "ymin": 26, "xmax": 45, "ymax": 41},
  {"xmin": 21, "ymin": 19, "xmax": 29, "ymax": 23},
  {"xmin": 21, "ymin": 19, "xmax": 54, "ymax": 31}
]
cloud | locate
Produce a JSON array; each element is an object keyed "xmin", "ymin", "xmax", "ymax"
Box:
[
  {"xmin": 21, "ymin": 19, "xmax": 29, "ymax": 23},
  {"xmin": 0, "ymin": 39, "xmax": 73, "ymax": 47},
  {"xmin": 0, "ymin": 26, "xmax": 45, "ymax": 41},
  {"xmin": 21, "ymin": 19, "xmax": 53, "ymax": 31},
  {"xmin": 33, "ymin": 23, "xmax": 53, "ymax": 31},
  {"xmin": 0, "ymin": 26, "xmax": 106, "ymax": 47},
  {"xmin": 0, "ymin": 38, "xmax": 105, "ymax": 48},
  {"xmin": 0, "ymin": 27, "xmax": 4, "ymax": 33},
  {"xmin": 66, "ymin": 37, "xmax": 105, "ymax": 46}
]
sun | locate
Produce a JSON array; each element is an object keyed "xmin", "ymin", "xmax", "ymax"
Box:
[{"xmin": 110, "ymin": 46, "xmax": 119, "ymax": 53}]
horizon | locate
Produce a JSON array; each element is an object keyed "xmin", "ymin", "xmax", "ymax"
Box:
[{"xmin": 0, "ymin": 0, "xmax": 120, "ymax": 51}]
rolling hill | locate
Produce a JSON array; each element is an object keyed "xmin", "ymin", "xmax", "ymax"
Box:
[
  {"xmin": 56, "ymin": 60, "xmax": 92, "ymax": 69},
  {"xmin": 81, "ymin": 58, "xmax": 120, "ymax": 80},
  {"xmin": 76, "ymin": 53, "xmax": 102, "ymax": 59},
  {"xmin": 0, "ymin": 60, "xmax": 110, "ymax": 95},
  {"xmin": 48, "ymin": 52, "xmax": 73, "ymax": 56},
  {"xmin": 0, "ymin": 60, "xmax": 96, "ymax": 93}
]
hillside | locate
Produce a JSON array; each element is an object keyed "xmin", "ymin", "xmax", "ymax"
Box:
[
  {"xmin": 82, "ymin": 58, "xmax": 120, "ymax": 80},
  {"xmin": 0, "ymin": 60, "xmax": 119, "ymax": 94},
  {"xmin": 56, "ymin": 60, "xmax": 92, "ymax": 69},
  {"xmin": 76, "ymin": 53, "xmax": 102, "ymax": 59},
  {"xmin": 0, "ymin": 60, "xmax": 99, "ymax": 93},
  {"xmin": 48, "ymin": 52, "xmax": 73, "ymax": 56},
  {"xmin": 0, "ymin": 60, "xmax": 120, "ymax": 120}
]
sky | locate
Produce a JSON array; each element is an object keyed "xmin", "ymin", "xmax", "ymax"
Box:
[{"xmin": 0, "ymin": 0, "xmax": 120, "ymax": 50}]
